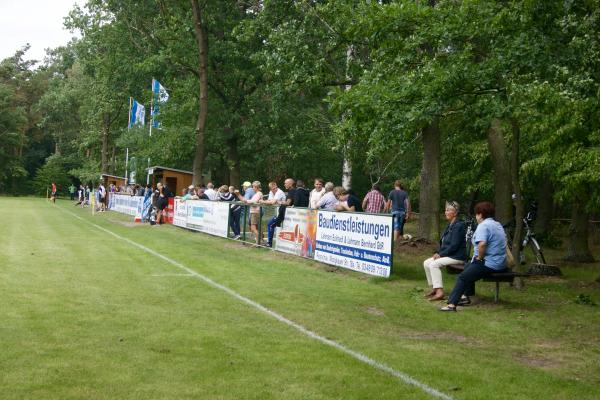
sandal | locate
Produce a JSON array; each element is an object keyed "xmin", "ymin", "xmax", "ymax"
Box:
[
  {"xmin": 428, "ymin": 293, "xmax": 445, "ymax": 301},
  {"xmin": 424, "ymin": 289, "xmax": 436, "ymax": 298},
  {"xmin": 439, "ymin": 305, "xmax": 457, "ymax": 312}
]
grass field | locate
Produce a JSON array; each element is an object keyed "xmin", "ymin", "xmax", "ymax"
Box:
[{"xmin": 1, "ymin": 197, "xmax": 599, "ymax": 399}]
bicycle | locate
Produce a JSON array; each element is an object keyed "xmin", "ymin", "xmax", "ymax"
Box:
[
  {"xmin": 505, "ymin": 202, "xmax": 546, "ymax": 265},
  {"xmin": 464, "ymin": 215, "xmax": 477, "ymax": 259}
]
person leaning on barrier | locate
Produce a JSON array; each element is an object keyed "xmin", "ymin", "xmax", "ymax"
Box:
[
  {"xmin": 316, "ymin": 182, "xmax": 337, "ymax": 210},
  {"xmin": 440, "ymin": 201, "xmax": 509, "ymax": 312},
  {"xmin": 261, "ymin": 181, "xmax": 287, "ymax": 247},
  {"xmin": 235, "ymin": 181, "xmax": 263, "ymax": 245},
  {"xmin": 294, "ymin": 179, "xmax": 310, "ymax": 207},
  {"xmin": 204, "ymin": 182, "xmax": 218, "ymax": 201},
  {"xmin": 309, "ymin": 178, "xmax": 326, "ymax": 209},
  {"xmin": 334, "ymin": 187, "xmax": 363, "ymax": 212},
  {"xmin": 178, "ymin": 185, "xmax": 196, "ymax": 202},
  {"xmin": 194, "ymin": 186, "xmax": 208, "ymax": 200},
  {"xmin": 218, "ymin": 185, "xmax": 242, "ymax": 239},
  {"xmin": 423, "ymin": 201, "xmax": 467, "ymax": 301},
  {"xmin": 264, "ymin": 179, "xmax": 295, "ymax": 247}
]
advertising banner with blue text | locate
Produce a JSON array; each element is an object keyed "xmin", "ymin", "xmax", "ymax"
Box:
[{"xmin": 314, "ymin": 211, "xmax": 393, "ymax": 277}]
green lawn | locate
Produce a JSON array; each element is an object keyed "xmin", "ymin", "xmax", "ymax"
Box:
[{"xmin": 1, "ymin": 197, "xmax": 599, "ymax": 399}]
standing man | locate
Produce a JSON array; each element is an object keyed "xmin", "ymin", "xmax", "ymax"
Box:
[
  {"xmin": 385, "ymin": 180, "xmax": 411, "ymax": 241},
  {"xmin": 294, "ymin": 180, "xmax": 310, "ymax": 208},
  {"xmin": 204, "ymin": 182, "xmax": 218, "ymax": 201},
  {"xmin": 68, "ymin": 184, "xmax": 76, "ymax": 200},
  {"xmin": 51, "ymin": 182, "xmax": 57, "ymax": 203},
  {"xmin": 261, "ymin": 181, "xmax": 287, "ymax": 247},
  {"xmin": 264, "ymin": 179, "xmax": 296, "ymax": 247}
]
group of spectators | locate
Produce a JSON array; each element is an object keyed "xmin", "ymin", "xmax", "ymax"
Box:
[{"xmin": 170, "ymin": 178, "xmax": 412, "ymax": 246}]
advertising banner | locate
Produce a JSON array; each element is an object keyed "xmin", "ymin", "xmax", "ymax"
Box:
[
  {"xmin": 109, "ymin": 194, "xmax": 145, "ymax": 216},
  {"xmin": 314, "ymin": 211, "xmax": 393, "ymax": 277},
  {"xmin": 184, "ymin": 200, "xmax": 230, "ymax": 238},
  {"xmin": 274, "ymin": 208, "xmax": 317, "ymax": 258},
  {"xmin": 173, "ymin": 198, "xmax": 187, "ymax": 228}
]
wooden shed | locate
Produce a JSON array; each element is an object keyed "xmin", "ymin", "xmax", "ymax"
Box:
[
  {"xmin": 101, "ymin": 174, "xmax": 127, "ymax": 188},
  {"xmin": 147, "ymin": 166, "xmax": 194, "ymax": 196}
]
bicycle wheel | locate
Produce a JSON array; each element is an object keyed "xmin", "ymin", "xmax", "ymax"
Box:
[{"xmin": 529, "ymin": 237, "xmax": 546, "ymax": 265}]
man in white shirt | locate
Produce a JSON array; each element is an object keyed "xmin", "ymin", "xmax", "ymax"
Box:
[
  {"xmin": 204, "ymin": 182, "xmax": 219, "ymax": 200},
  {"xmin": 261, "ymin": 181, "xmax": 287, "ymax": 247}
]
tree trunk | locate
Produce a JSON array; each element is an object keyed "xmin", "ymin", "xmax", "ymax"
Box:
[
  {"xmin": 418, "ymin": 120, "xmax": 440, "ymax": 241},
  {"xmin": 510, "ymin": 120, "xmax": 525, "ymax": 281},
  {"xmin": 191, "ymin": 0, "xmax": 209, "ymax": 186},
  {"xmin": 101, "ymin": 115, "xmax": 109, "ymax": 174},
  {"xmin": 341, "ymin": 44, "xmax": 354, "ymax": 190},
  {"xmin": 487, "ymin": 118, "xmax": 512, "ymax": 225},
  {"xmin": 227, "ymin": 135, "xmax": 240, "ymax": 187},
  {"xmin": 535, "ymin": 175, "xmax": 554, "ymax": 236},
  {"xmin": 565, "ymin": 189, "xmax": 595, "ymax": 262},
  {"xmin": 109, "ymin": 146, "xmax": 116, "ymax": 175}
]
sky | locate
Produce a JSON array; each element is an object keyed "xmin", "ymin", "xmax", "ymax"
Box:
[{"xmin": 0, "ymin": 0, "xmax": 83, "ymax": 64}]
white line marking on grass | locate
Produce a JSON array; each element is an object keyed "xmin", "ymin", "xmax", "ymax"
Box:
[{"xmin": 60, "ymin": 207, "xmax": 454, "ymax": 400}]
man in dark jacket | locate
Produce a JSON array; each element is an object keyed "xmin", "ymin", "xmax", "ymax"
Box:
[{"xmin": 423, "ymin": 201, "xmax": 467, "ymax": 301}]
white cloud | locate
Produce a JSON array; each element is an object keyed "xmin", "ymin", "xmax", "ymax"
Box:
[{"xmin": 0, "ymin": 0, "xmax": 83, "ymax": 63}]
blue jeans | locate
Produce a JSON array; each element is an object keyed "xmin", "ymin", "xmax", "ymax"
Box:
[
  {"xmin": 267, "ymin": 215, "xmax": 284, "ymax": 247},
  {"xmin": 230, "ymin": 207, "xmax": 241, "ymax": 236},
  {"xmin": 447, "ymin": 259, "xmax": 508, "ymax": 305},
  {"xmin": 392, "ymin": 211, "xmax": 406, "ymax": 235}
]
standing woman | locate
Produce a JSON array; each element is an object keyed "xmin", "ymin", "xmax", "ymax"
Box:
[
  {"xmin": 155, "ymin": 182, "xmax": 168, "ymax": 225},
  {"xmin": 235, "ymin": 181, "xmax": 263, "ymax": 244},
  {"xmin": 423, "ymin": 201, "xmax": 467, "ymax": 301},
  {"xmin": 441, "ymin": 201, "xmax": 508, "ymax": 311}
]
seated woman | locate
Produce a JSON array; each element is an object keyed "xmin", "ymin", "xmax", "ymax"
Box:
[
  {"xmin": 441, "ymin": 201, "xmax": 509, "ymax": 311},
  {"xmin": 423, "ymin": 201, "xmax": 467, "ymax": 301}
]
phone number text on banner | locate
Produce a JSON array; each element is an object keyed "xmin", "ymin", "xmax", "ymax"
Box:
[{"xmin": 314, "ymin": 211, "xmax": 393, "ymax": 277}]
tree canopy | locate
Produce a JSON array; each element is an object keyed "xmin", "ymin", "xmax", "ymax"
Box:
[{"xmin": 1, "ymin": 0, "xmax": 599, "ymax": 261}]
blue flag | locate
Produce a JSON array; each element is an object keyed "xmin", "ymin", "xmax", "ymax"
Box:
[
  {"xmin": 129, "ymin": 99, "xmax": 145, "ymax": 128},
  {"xmin": 151, "ymin": 79, "xmax": 169, "ymax": 129}
]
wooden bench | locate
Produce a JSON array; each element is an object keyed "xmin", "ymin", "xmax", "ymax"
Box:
[{"xmin": 445, "ymin": 263, "xmax": 529, "ymax": 303}]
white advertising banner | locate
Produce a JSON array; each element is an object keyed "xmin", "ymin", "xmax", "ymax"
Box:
[
  {"xmin": 314, "ymin": 210, "xmax": 393, "ymax": 277},
  {"xmin": 184, "ymin": 200, "xmax": 230, "ymax": 238},
  {"xmin": 173, "ymin": 198, "xmax": 187, "ymax": 228},
  {"xmin": 274, "ymin": 208, "xmax": 318, "ymax": 259},
  {"xmin": 109, "ymin": 194, "xmax": 145, "ymax": 216}
]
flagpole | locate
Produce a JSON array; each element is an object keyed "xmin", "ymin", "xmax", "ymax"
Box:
[
  {"xmin": 128, "ymin": 97, "xmax": 132, "ymax": 129},
  {"xmin": 149, "ymin": 79, "xmax": 154, "ymax": 137},
  {"xmin": 147, "ymin": 80, "xmax": 155, "ymax": 185},
  {"xmin": 125, "ymin": 148, "xmax": 129, "ymax": 185}
]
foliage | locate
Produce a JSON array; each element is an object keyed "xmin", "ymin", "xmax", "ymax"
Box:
[{"xmin": 2, "ymin": 0, "xmax": 600, "ymax": 257}]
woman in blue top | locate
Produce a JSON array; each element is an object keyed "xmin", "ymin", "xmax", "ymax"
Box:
[{"xmin": 441, "ymin": 201, "xmax": 508, "ymax": 312}]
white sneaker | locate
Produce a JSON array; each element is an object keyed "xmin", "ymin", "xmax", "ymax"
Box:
[{"xmin": 232, "ymin": 235, "xmax": 241, "ymax": 240}]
